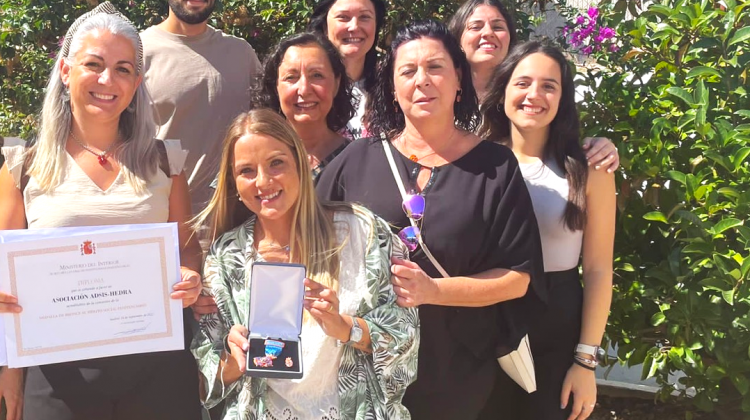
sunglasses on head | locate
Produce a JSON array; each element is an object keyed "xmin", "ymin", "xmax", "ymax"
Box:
[{"xmin": 398, "ymin": 194, "xmax": 425, "ymax": 252}]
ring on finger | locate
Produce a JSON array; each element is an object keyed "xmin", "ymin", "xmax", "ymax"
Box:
[{"xmin": 327, "ymin": 304, "xmax": 335, "ymax": 313}]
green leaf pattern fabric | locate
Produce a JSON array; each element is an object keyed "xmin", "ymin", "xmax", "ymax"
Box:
[{"xmin": 191, "ymin": 205, "xmax": 419, "ymax": 419}]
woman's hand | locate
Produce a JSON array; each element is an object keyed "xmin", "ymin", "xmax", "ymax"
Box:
[
  {"xmin": 561, "ymin": 363, "xmax": 597, "ymax": 420},
  {"xmin": 191, "ymin": 294, "xmax": 218, "ymax": 321},
  {"xmin": 390, "ymin": 257, "xmax": 438, "ymax": 307},
  {"xmin": 171, "ymin": 267, "xmax": 202, "ymax": 308},
  {"xmin": 225, "ymin": 324, "xmax": 250, "ymax": 374},
  {"xmin": 0, "ymin": 292, "xmax": 21, "ymax": 314},
  {"xmin": 582, "ymin": 137, "xmax": 619, "ymax": 173},
  {"xmin": 0, "ymin": 367, "xmax": 24, "ymax": 420},
  {"xmin": 303, "ymin": 278, "xmax": 349, "ymax": 342}
]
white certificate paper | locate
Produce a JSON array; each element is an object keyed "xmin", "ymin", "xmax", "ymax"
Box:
[{"xmin": 0, "ymin": 223, "xmax": 184, "ymax": 368}]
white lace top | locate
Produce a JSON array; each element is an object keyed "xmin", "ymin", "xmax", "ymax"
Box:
[{"xmin": 260, "ymin": 214, "xmax": 364, "ymax": 420}]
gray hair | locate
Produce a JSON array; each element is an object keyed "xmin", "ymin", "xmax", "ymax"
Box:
[{"xmin": 30, "ymin": 6, "xmax": 158, "ymax": 194}]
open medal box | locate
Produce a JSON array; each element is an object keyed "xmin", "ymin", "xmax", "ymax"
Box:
[{"xmin": 245, "ymin": 262, "xmax": 305, "ymax": 379}]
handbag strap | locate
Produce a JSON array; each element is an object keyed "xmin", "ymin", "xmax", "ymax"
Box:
[{"xmin": 381, "ymin": 137, "xmax": 450, "ymax": 278}]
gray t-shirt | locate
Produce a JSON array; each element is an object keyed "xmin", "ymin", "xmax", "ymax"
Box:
[{"xmin": 141, "ymin": 25, "xmax": 262, "ymax": 212}]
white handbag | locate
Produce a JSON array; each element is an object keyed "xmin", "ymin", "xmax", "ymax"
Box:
[{"xmin": 382, "ymin": 137, "xmax": 537, "ymax": 394}]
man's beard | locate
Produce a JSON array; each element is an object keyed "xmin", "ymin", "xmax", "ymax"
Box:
[{"xmin": 168, "ymin": 0, "xmax": 216, "ymax": 25}]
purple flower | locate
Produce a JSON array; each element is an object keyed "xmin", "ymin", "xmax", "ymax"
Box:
[
  {"xmin": 576, "ymin": 15, "xmax": 586, "ymax": 25},
  {"xmin": 582, "ymin": 46, "xmax": 594, "ymax": 55},
  {"xmin": 600, "ymin": 27, "xmax": 616, "ymax": 39},
  {"xmin": 563, "ymin": 26, "xmax": 570, "ymax": 35},
  {"xmin": 581, "ymin": 25, "xmax": 595, "ymax": 37},
  {"xmin": 594, "ymin": 34, "xmax": 605, "ymax": 44},
  {"xmin": 587, "ymin": 7, "xmax": 599, "ymax": 19},
  {"xmin": 609, "ymin": 44, "xmax": 620, "ymax": 52}
]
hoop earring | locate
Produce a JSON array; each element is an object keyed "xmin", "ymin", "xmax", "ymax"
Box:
[
  {"xmin": 496, "ymin": 102, "xmax": 503, "ymax": 112},
  {"xmin": 456, "ymin": 89, "xmax": 462, "ymax": 103},
  {"xmin": 393, "ymin": 98, "xmax": 400, "ymax": 113},
  {"xmin": 62, "ymin": 85, "xmax": 70, "ymax": 103},
  {"xmin": 126, "ymin": 99, "xmax": 136, "ymax": 113}
]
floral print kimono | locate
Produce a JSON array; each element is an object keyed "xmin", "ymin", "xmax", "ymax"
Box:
[{"xmin": 191, "ymin": 205, "xmax": 420, "ymax": 419}]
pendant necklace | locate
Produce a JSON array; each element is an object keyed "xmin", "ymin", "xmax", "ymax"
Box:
[
  {"xmin": 70, "ymin": 131, "xmax": 118, "ymax": 165},
  {"xmin": 402, "ymin": 129, "xmax": 459, "ymax": 163}
]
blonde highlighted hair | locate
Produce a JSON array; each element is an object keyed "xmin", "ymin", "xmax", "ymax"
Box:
[{"xmin": 193, "ymin": 108, "xmax": 344, "ymax": 292}]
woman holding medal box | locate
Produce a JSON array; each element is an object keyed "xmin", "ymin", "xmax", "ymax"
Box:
[
  {"xmin": 191, "ymin": 108, "xmax": 419, "ymax": 420},
  {"xmin": 0, "ymin": 3, "xmax": 203, "ymax": 420}
]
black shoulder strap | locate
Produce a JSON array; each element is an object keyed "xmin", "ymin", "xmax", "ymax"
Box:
[
  {"xmin": 20, "ymin": 148, "xmax": 33, "ymax": 193},
  {"xmin": 154, "ymin": 140, "xmax": 171, "ymax": 177}
]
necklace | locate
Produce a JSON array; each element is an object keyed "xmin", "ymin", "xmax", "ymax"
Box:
[
  {"xmin": 400, "ymin": 129, "xmax": 460, "ymax": 163},
  {"xmin": 70, "ymin": 131, "xmax": 117, "ymax": 165}
]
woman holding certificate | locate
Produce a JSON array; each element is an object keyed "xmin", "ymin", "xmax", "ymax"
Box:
[
  {"xmin": 0, "ymin": 3, "xmax": 202, "ymax": 420},
  {"xmin": 191, "ymin": 108, "xmax": 419, "ymax": 419}
]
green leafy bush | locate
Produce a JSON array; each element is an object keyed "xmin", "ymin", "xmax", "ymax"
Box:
[{"xmin": 571, "ymin": 0, "xmax": 750, "ymax": 417}]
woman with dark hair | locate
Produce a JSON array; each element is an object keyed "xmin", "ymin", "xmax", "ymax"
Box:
[
  {"xmin": 479, "ymin": 40, "xmax": 615, "ymax": 420},
  {"xmin": 255, "ymin": 32, "xmax": 355, "ymax": 182},
  {"xmin": 308, "ymin": 0, "xmax": 387, "ymax": 139},
  {"xmin": 448, "ymin": 0, "xmax": 517, "ymax": 100},
  {"xmin": 317, "ymin": 20, "xmax": 546, "ymax": 419},
  {"xmin": 449, "ymin": 0, "xmax": 620, "ymax": 172}
]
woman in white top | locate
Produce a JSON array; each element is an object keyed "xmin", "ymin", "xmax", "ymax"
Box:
[
  {"xmin": 479, "ymin": 41, "xmax": 616, "ymax": 420},
  {"xmin": 308, "ymin": 0, "xmax": 386, "ymax": 139},
  {"xmin": 0, "ymin": 3, "xmax": 202, "ymax": 419}
]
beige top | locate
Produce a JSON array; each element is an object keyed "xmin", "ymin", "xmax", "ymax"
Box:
[
  {"xmin": 1, "ymin": 143, "xmax": 187, "ymax": 228},
  {"xmin": 141, "ymin": 25, "xmax": 262, "ymax": 212}
]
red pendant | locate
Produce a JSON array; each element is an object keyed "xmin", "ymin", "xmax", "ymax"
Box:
[
  {"xmin": 98, "ymin": 154, "xmax": 108, "ymax": 165},
  {"xmin": 409, "ymin": 154, "xmax": 418, "ymax": 162}
]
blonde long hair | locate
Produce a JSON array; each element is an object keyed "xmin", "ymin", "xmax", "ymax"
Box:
[{"xmin": 194, "ymin": 109, "xmax": 343, "ymax": 291}]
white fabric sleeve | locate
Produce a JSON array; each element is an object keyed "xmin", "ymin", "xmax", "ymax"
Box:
[
  {"xmin": 162, "ymin": 139, "xmax": 189, "ymax": 176},
  {"xmin": 1, "ymin": 145, "xmax": 27, "ymax": 189}
]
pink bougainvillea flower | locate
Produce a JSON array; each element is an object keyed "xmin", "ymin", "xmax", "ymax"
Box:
[
  {"xmin": 600, "ymin": 27, "xmax": 616, "ymax": 39},
  {"xmin": 587, "ymin": 7, "xmax": 599, "ymax": 19}
]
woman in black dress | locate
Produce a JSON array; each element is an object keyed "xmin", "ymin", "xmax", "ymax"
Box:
[{"xmin": 317, "ymin": 20, "xmax": 545, "ymax": 419}]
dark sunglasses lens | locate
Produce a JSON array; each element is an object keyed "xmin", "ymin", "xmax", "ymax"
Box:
[
  {"xmin": 402, "ymin": 194, "xmax": 425, "ymax": 220},
  {"xmin": 398, "ymin": 226, "xmax": 420, "ymax": 252}
]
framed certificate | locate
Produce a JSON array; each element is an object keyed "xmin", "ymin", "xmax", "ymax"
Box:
[{"xmin": 0, "ymin": 223, "xmax": 184, "ymax": 368}]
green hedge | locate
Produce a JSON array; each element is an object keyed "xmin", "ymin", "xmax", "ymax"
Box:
[{"xmin": 571, "ymin": 0, "xmax": 750, "ymax": 418}]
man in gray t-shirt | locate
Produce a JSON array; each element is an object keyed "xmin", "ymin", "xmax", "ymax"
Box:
[{"xmin": 141, "ymin": 0, "xmax": 262, "ymax": 213}]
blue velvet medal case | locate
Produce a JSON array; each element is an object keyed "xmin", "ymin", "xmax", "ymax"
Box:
[{"xmin": 245, "ymin": 262, "xmax": 305, "ymax": 379}]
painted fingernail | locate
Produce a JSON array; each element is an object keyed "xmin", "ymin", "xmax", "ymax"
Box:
[
  {"xmin": 595, "ymin": 165, "xmax": 600, "ymax": 170},
  {"xmin": 242, "ymin": 343, "xmax": 249, "ymax": 351}
]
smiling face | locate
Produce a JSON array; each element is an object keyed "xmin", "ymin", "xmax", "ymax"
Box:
[
  {"xmin": 167, "ymin": 0, "xmax": 216, "ymax": 24},
  {"xmin": 233, "ymin": 133, "xmax": 300, "ymax": 228},
  {"xmin": 325, "ymin": 0, "xmax": 377, "ymax": 63},
  {"xmin": 393, "ymin": 37, "xmax": 461, "ymax": 123},
  {"xmin": 60, "ymin": 30, "xmax": 141, "ymax": 127},
  {"xmin": 276, "ymin": 43, "xmax": 340, "ymax": 128},
  {"xmin": 504, "ymin": 52, "xmax": 562, "ymax": 135},
  {"xmin": 460, "ymin": 5, "xmax": 511, "ymax": 70}
]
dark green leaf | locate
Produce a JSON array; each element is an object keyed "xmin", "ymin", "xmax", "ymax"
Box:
[
  {"xmin": 667, "ymin": 87, "xmax": 696, "ymax": 106},
  {"xmin": 728, "ymin": 26, "xmax": 750, "ymax": 46},
  {"xmin": 712, "ymin": 218, "xmax": 743, "ymax": 235},
  {"xmin": 686, "ymin": 66, "xmax": 721, "ymax": 79}
]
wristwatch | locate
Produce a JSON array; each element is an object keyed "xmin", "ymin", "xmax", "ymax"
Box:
[
  {"xmin": 347, "ymin": 316, "xmax": 363, "ymax": 345},
  {"xmin": 575, "ymin": 343, "xmax": 605, "ymax": 361}
]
